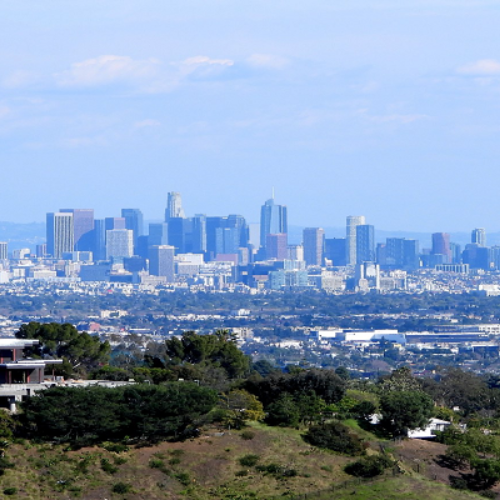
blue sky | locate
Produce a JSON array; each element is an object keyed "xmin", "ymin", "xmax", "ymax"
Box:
[{"xmin": 1, "ymin": 1, "xmax": 500, "ymax": 232}]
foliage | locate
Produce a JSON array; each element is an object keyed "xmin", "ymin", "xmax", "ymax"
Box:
[
  {"xmin": 244, "ymin": 368, "xmax": 346, "ymax": 407},
  {"xmin": 379, "ymin": 390, "xmax": 434, "ymax": 437},
  {"xmin": 20, "ymin": 383, "xmax": 217, "ymax": 445},
  {"xmin": 378, "ymin": 367, "xmax": 421, "ymax": 392},
  {"xmin": 0, "ymin": 411, "xmax": 17, "ymax": 439},
  {"xmin": 344, "ymin": 454, "xmax": 394, "ymax": 477},
  {"xmin": 265, "ymin": 393, "xmax": 301, "ymax": 427},
  {"xmin": 112, "ymin": 482, "xmax": 132, "ymax": 494},
  {"xmin": 165, "ymin": 330, "xmax": 251, "ymax": 379},
  {"xmin": 239, "ymin": 454, "xmax": 260, "ymax": 467},
  {"xmin": 16, "ymin": 321, "xmax": 110, "ymax": 377},
  {"xmin": 225, "ymin": 389, "xmax": 265, "ymax": 421},
  {"xmin": 472, "ymin": 459, "xmax": 500, "ymax": 488},
  {"xmin": 304, "ymin": 421, "xmax": 365, "ymax": 455}
]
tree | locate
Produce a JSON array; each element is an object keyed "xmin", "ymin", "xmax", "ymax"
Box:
[
  {"xmin": 265, "ymin": 393, "xmax": 301, "ymax": 427},
  {"xmin": 15, "ymin": 322, "xmax": 110, "ymax": 377},
  {"xmin": 378, "ymin": 367, "xmax": 421, "ymax": 392},
  {"xmin": 164, "ymin": 330, "xmax": 251, "ymax": 379},
  {"xmin": 379, "ymin": 390, "xmax": 434, "ymax": 437},
  {"xmin": 304, "ymin": 421, "xmax": 365, "ymax": 455}
]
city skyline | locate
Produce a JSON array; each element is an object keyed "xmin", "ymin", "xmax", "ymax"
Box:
[{"xmin": 2, "ymin": 2, "xmax": 500, "ymax": 230}]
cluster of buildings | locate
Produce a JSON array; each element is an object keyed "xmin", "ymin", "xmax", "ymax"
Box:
[{"xmin": 0, "ymin": 193, "xmax": 498, "ymax": 293}]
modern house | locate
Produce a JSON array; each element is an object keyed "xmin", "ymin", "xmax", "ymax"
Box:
[{"xmin": 0, "ymin": 338, "xmax": 63, "ymax": 412}]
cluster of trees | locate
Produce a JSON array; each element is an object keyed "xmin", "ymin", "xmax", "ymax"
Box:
[
  {"xmin": 20, "ymin": 383, "xmax": 217, "ymax": 446},
  {"xmin": 16, "ymin": 322, "xmax": 110, "ymax": 378}
]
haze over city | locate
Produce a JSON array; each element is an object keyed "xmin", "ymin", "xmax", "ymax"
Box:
[{"xmin": 2, "ymin": 1, "xmax": 500, "ymax": 231}]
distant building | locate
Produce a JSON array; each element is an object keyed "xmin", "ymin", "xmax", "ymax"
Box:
[
  {"xmin": 287, "ymin": 244, "xmax": 304, "ymax": 261},
  {"xmin": 46, "ymin": 212, "xmax": 74, "ymax": 259},
  {"xmin": 149, "ymin": 245, "xmax": 175, "ymax": 282},
  {"xmin": 325, "ymin": 238, "xmax": 346, "ymax": 266},
  {"xmin": 121, "ymin": 208, "xmax": 144, "ymax": 253},
  {"xmin": 106, "ymin": 229, "xmax": 133, "ymax": 260},
  {"xmin": 0, "ymin": 242, "xmax": 7, "ymax": 260},
  {"xmin": 60, "ymin": 209, "xmax": 94, "ymax": 251},
  {"xmin": 165, "ymin": 192, "xmax": 185, "ymax": 221},
  {"xmin": 303, "ymin": 228, "xmax": 325, "ymax": 266},
  {"xmin": 149, "ymin": 223, "xmax": 168, "ymax": 246},
  {"xmin": 432, "ymin": 232, "xmax": 451, "ymax": 264},
  {"xmin": 471, "ymin": 228, "xmax": 486, "ymax": 247},
  {"xmin": 356, "ymin": 224, "xmax": 375, "ymax": 263},
  {"xmin": 266, "ymin": 233, "xmax": 288, "ymax": 260},
  {"xmin": 346, "ymin": 216, "xmax": 365, "ymax": 266},
  {"xmin": 260, "ymin": 198, "xmax": 287, "ymax": 250}
]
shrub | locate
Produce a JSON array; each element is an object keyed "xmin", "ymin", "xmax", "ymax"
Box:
[
  {"xmin": 169, "ymin": 457, "xmax": 181, "ymax": 465},
  {"xmin": 174, "ymin": 472, "xmax": 190, "ymax": 486},
  {"xmin": 112, "ymin": 482, "xmax": 131, "ymax": 494},
  {"xmin": 344, "ymin": 455, "xmax": 393, "ymax": 478},
  {"xmin": 304, "ymin": 422, "xmax": 365, "ymax": 455},
  {"xmin": 239, "ymin": 454, "xmax": 260, "ymax": 467},
  {"xmin": 100, "ymin": 458, "xmax": 118, "ymax": 474},
  {"xmin": 102, "ymin": 442, "xmax": 129, "ymax": 453},
  {"xmin": 241, "ymin": 430, "xmax": 255, "ymax": 440},
  {"xmin": 235, "ymin": 470, "xmax": 249, "ymax": 476},
  {"xmin": 3, "ymin": 488, "xmax": 17, "ymax": 496},
  {"xmin": 149, "ymin": 459, "xmax": 165, "ymax": 469}
]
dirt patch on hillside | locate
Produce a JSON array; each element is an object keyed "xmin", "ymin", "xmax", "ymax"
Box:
[{"xmin": 394, "ymin": 439, "xmax": 473, "ymax": 487}]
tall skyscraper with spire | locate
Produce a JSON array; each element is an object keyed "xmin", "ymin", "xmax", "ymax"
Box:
[
  {"xmin": 165, "ymin": 192, "xmax": 185, "ymax": 221},
  {"xmin": 260, "ymin": 195, "xmax": 288, "ymax": 250}
]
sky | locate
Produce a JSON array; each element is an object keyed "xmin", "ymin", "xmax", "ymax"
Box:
[{"xmin": 1, "ymin": 1, "xmax": 500, "ymax": 232}]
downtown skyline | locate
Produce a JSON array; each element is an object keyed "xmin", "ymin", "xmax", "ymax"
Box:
[{"xmin": 2, "ymin": 1, "xmax": 500, "ymax": 231}]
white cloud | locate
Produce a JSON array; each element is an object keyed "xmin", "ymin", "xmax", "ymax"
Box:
[
  {"xmin": 357, "ymin": 109, "xmax": 429, "ymax": 124},
  {"xmin": 457, "ymin": 59, "xmax": 500, "ymax": 76},
  {"xmin": 2, "ymin": 71, "xmax": 40, "ymax": 89},
  {"xmin": 181, "ymin": 56, "xmax": 234, "ymax": 67},
  {"xmin": 246, "ymin": 54, "xmax": 289, "ymax": 70},
  {"xmin": 56, "ymin": 55, "xmax": 160, "ymax": 87},
  {"xmin": 134, "ymin": 119, "xmax": 161, "ymax": 128}
]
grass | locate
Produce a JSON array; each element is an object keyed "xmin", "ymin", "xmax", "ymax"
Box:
[{"xmin": 311, "ymin": 476, "xmax": 487, "ymax": 500}]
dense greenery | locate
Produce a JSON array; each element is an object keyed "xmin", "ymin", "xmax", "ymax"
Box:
[
  {"xmin": 20, "ymin": 383, "xmax": 217, "ymax": 446},
  {"xmin": 16, "ymin": 322, "xmax": 110, "ymax": 377},
  {"xmin": 304, "ymin": 421, "xmax": 366, "ymax": 455}
]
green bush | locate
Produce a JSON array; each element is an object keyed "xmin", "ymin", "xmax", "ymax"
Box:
[
  {"xmin": 304, "ymin": 421, "xmax": 365, "ymax": 455},
  {"xmin": 100, "ymin": 458, "xmax": 118, "ymax": 474},
  {"xmin": 112, "ymin": 482, "xmax": 131, "ymax": 494},
  {"xmin": 239, "ymin": 454, "xmax": 260, "ymax": 467},
  {"xmin": 241, "ymin": 430, "xmax": 255, "ymax": 440},
  {"xmin": 174, "ymin": 472, "xmax": 190, "ymax": 486},
  {"xmin": 344, "ymin": 455, "xmax": 393, "ymax": 478},
  {"xmin": 3, "ymin": 488, "xmax": 17, "ymax": 496}
]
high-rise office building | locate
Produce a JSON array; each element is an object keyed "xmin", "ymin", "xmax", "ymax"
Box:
[
  {"xmin": 149, "ymin": 245, "xmax": 175, "ymax": 282},
  {"xmin": 287, "ymin": 244, "xmax": 304, "ymax": 261},
  {"xmin": 0, "ymin": 242, "xmax": 7, "ymax": 260},
  {"xmin": 432, "ymin": 232, "xmax": 452, "ymax": 263},
  {"xmin": 346, "ymin": 216, "xmax": 365, "ymax": 265},
  {"xmin": 149, "ymin": 223, "xmax": 168, "ymax": 246},
  {"xmin": 192, "ymin": 214, "xmax": 207, "ymax": 254},
  {"xmin": 472, "ymin": 228, "xmax": 486, "ymax": 247},
  {"xmin": 106, "ymin": 229, "xmax": 133, "ymax": 260},
  {"xmin": 168, "ymin": 217, "xmax": 192, "ymax": 254},
  {"xmin": 105, "ymin": 217, "xmax": 126, "ymax": 231},
  {"xmin": 325, "ymin": 238, "xmax": 346, "ymax": 266},
  {"xmin": 60, "ymin": 209, "xmax": 94, "ymax": 251},
  {"xmin": 46, "ymin": 212, "xmax": 74, "ymax": 259},
  {"xmin": 121, "ymin": 209, "xmax": 144, "ymax": 252},
  {"xmin": 92, "ymin": 219, "xmax": 107, "ymax": 261},
  {"xmin": 266, "ymin": 233, "xmax": 288, "ymax": 260},
  {"xmin": 165, "ymin": 192, "xmax": 185, "ymax": 221},
  {"xmin": 356, "ymin": 224, "xmax": 375, "ymax": 263},
  {"xmin": 206, "ymin": 215, "xmax": 249, "ymax": 259},
  {"xmin": 303, "ymin": 227, "xmax": 325, "ymax": 266},
  {"xmin": 260, "ymin": 198, "xmax": 287, "ymax": 249}
]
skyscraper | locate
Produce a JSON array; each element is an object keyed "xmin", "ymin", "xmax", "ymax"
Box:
[
  {"xmin": 325, "ymin": 238, "xmax": 346, "ymax": 266},
  {"xmin": 432, "ymin": 232, "xmax": 451, "ymax": 263},
  {"xmin": 60, "ymin": 209, "xmax": 94, "ymax": 251},
  {"xmin": 356, "ymin": 224, "xmax": 375, "ymax": 263},
  {"xmin": 303, "ymin": 227, "xmax": 325, "ymax": 266},
  {"xmin": 165, "ymin": 192, "xmax": 185, "ymax": 221},
  {"xmin": 46, "ymin": 212, "xmax": 74, "ymax": 259},
  {"xmin": 472, "ymin": 228, "xmax": 486, "ymax": 247},
  {"xmin": 92, "ymin": 219, "xmax": 107, "ymax": 261},
  {"xmin": 106, "ymin": 229, "xmax": 133, "ymax": 260},
  {"xmin": 148, "ymin": 223, "xmax": 168, "ymax": 246},
  {"xmin": 266, "ymin": 233, "xmax": 288, "ymax": 260},
  {"xmin": 149, "ymin": 245, "xmax": 175, "ymax": 282},
  {"xmin": 0, "ymin": 242, "xmax": 7, "ymax": 260},
  {"xmin": 260, "ymin": 198, "xmax": 287, "ymax": 249},
  {"xmin": 346, "ymin": 216, "xmax": 365, "ymax": 266},
  {"xmin": 121, "ymin": 208, "xmax": 144, "ymax": 252}
]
